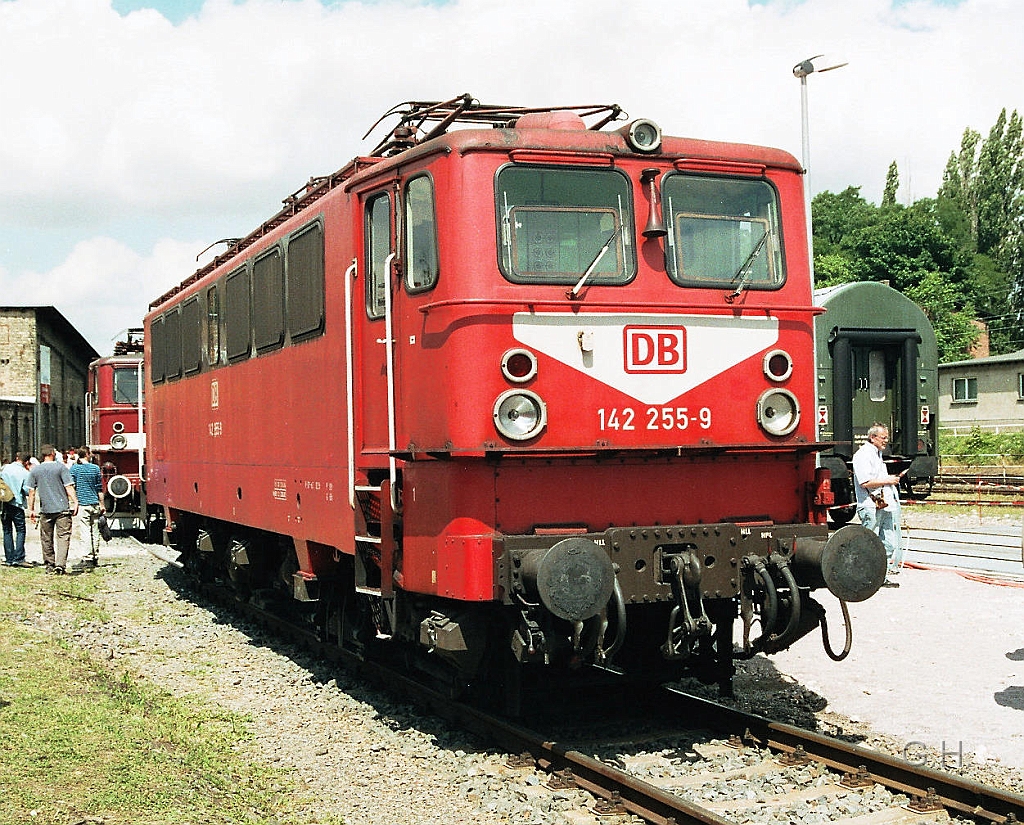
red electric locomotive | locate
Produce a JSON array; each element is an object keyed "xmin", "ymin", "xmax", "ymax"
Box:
[
  {"xmin": 146, "ymin": 96, "xmax": 886, "ymax": 707},
  {"xmin": 86, "ymin": 329, "xmax": 162, "ymax": 539}
]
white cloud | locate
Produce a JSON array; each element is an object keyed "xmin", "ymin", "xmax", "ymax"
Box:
[
  {"xmin": 6, "ymin": 237, "xmax": 200, "ymax": 352},
  {"xmin": 1, "ymin": 0, "xmax": 1022, "ymax": 349}
]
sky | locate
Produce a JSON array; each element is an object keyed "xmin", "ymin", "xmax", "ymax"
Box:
[{"xmin": 1, "ymin": 0, "xmax": 1020, "ymax": 353}]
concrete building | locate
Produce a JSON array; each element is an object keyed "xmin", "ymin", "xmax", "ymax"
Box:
[
  {"xmin": 0, "ymin": 307, "xmax": 99, "ymax": 461},
  {"xmin": 938, "ymin": 349, "xmax": 1024, "ymax": 435}
]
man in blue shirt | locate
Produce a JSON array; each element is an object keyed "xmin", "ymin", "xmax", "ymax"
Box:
[
  {"xmin": 69, "ymin": 447, "xmax": 104, "ymax": 569},
  {"xmin": 1, "ymin": 453, "xmax": 33, "ymax": 567}
]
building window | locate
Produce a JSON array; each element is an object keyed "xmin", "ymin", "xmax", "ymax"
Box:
[{"xmin": 952, "ymin": 376, "xmax": 977, "ymax": 403}]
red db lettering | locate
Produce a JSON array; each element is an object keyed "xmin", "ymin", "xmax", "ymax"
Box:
[{"xmin": 623, "ymin": 326, "xmax": 687, "ymax": 374}]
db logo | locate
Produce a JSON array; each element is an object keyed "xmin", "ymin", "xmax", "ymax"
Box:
[{"xmin": 623, "ymin": 326, "xmax": 686, "ymax": 374}]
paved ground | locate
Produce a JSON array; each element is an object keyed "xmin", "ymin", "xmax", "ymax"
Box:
[{"xmin": 769, "ymin": 510, "xmax": 1024, "ymax": 770}]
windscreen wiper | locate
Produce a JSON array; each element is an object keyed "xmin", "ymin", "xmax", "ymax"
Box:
[
  {"xmin": 725, "ymin": 230, "xmax": 769, "ymax": 302},
  {"xmin": 568, "ymin": 230, "xmax": 617, "ymax": 300}
]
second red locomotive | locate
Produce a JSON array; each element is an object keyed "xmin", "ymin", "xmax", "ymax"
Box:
[{"xmin": 146, "ymin": 96, "xmax": 886, "ymax": 707}]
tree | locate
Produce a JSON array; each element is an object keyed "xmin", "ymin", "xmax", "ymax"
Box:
[
  {"xmin": 842, "ymin": 203, "xmax": 966, "ymax": 292},
  {"xmin": 906, "ymin": 271, "xmax": 979, "ymax": 362},
  {"xmin": 881, "ymin": 161, "xmax": 899, "ymax": 208},
  {"xmin": 810, "ymin": 187, "xmax": 875, "ymax": 257},
  {"xmin": 937, "ymin": 110, "xmax": 1024, "ymax": 354}
]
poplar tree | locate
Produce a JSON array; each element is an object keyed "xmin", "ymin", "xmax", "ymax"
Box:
[{"xmin": 881, "ymin": 161, "xmax": 899, "ymax": 207}]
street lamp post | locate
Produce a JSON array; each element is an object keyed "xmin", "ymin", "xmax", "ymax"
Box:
[{"xmin": 792, "ymin": 55, "xmax": 847, "ymax": 286}]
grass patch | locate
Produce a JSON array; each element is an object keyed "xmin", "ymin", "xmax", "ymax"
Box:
[{"xmin": 0, "ymin": 567, "xmax": 314, "ymax": 825}]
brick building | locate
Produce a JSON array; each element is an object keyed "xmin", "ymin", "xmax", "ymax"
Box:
[{"xmin": 0, "ymin": 307, "xmax": 99, "ymax": 461}]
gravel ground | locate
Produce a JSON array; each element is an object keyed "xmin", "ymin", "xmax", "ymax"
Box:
[{"xmin": 9, "ymin": 512, "xmax": 1024, "ymax": 823}]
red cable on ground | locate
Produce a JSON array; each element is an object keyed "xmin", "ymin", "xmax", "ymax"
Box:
[{"xmin": 900, "ymin": 560, "xmax": 1024, "ymax": 588}]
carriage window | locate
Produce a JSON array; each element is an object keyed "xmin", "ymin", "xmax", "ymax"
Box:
[
  {"xmin": 663, "ymin": 175, "xmax": 784, "ymax": 289},
  {"xmin": 495, "ymin": 167, "xmax": 635, "ymax": 285},
  {"xmin": 404, "ymin": 176, "xmax": 438, "ymax": 292},
  {"xmin": 868, "ymin": 350, "xmax": 887, "ymax": 402},
  {"xmin": 287, "ymin": 221, "xmax": 325, "ymax": 340},
  {"xmin": 113, "ymin": 367, "xmax": 141, "ymax": 405},
  {"xmin": 225, "ymin": 266, "xmax": 251, "ymax": 362},
  {"xmin": 163, "ymin": 308, "xmax": 182, "ymax": 380},
  {"xmin": 253, "ymin": 248, "xmax": 285, "ymax": 353},
  {"xmin": 181, "ymin": 296, "xmax": 202, "ymax": 375},
  {"xmin": 207, "ymin": 284, "xmax": 220, "ymax": 366},
  {"xmin": 151, "ymin": 316, "xmax": 165, "ymax": 384},
  {"xmin": 366, "ymin": 193, "xmax": 392, "ymax": 319}
]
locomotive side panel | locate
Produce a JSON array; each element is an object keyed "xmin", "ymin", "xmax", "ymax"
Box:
[{"xmin": 148, "ymin": 195, "xmax": 359, "ymax": 549}]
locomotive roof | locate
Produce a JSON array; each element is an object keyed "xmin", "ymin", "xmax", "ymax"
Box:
[{"xmin": 151, "ymin": 94, "xmax": 801, "ymax": 309}]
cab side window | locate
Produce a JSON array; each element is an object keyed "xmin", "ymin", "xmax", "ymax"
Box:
[
  {"xmin": 366, "ymin": 193, "xmax": 392, "ymax": 319},
  {"xmin": 404, "ymin": 175, "xmax": 438, "ymax": 292}
]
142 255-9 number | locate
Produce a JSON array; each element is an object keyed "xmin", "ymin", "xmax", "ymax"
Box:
[{"xmin": 597, "ymin": 407, "xmax": 712, "ymax": 431}]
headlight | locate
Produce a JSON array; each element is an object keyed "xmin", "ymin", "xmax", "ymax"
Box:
[
  {"xmin": 624, "ymin": 119, "xmax": 662, "ymax": 153},
  {"xmin": 757, "ymin": 388, "xmax": 800, "ymax": 436},
  {"xmin": 493, "ymin": 390, "xmax": 547, "ymax": 441},
  {"xmin": 110, "ymin": 433, "xmax": 128, "ymax": 450},
  {"xmin": 763, "ymin": 349, "xmax": 793, "ymax": 382}
]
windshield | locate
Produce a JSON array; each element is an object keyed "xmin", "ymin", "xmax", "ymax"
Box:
[
  {"xmin": 495, "ymin": 166, "xmax": 635, "ymax": 285},
  {"xmin": 664, "ymin": 175, "xmax": 784, "ymax": 289},
  {"xmin": 113, "ymin": 366, "xmax": 142, "ymax": 405}
]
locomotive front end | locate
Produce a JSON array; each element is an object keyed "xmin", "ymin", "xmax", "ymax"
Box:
[{"xmin": 396, "ymin": 107, "xmax": 888, "ymax": 693}]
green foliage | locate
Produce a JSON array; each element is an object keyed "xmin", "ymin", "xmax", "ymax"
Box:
[
  {"xmin": 906, "ymin": 271, "xmax": 978, "ymax": 361},
  {"xmin": 940, "ymin": 427, "xmax": 1024, "ymax": 464},
  {"xmin": 812, "ymin": 252, "xmax": 858, "ymax": 286}
]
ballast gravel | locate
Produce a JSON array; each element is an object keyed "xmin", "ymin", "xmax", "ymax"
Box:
[{"xmin": 11, "ymin": 511, "xmax": 1024, "ymax": 824}]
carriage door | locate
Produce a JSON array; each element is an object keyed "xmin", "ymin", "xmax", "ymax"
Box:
[
  {"xmin": 357, "ymin": 188, "xmax": 397, "ymax": 462},
  {"xmin": 851, "ymin": 345, "xmax": 897, "ymax": 442}
]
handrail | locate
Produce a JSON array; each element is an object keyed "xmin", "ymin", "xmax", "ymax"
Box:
[
  {"xmin": 344, "ymin": 259, "xmax": 358, "ymax": 509},
  {"xmin": 417, "ymin": 297, "xmax": 825, "ymax": 315},
  {"xmin": 382, "ymin": 253, "xmax": 399, "ymax": 513}
]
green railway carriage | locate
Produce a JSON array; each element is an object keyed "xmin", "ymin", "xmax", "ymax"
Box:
[{"xmin": 814, "ymin": 281, "xmax": 939, "ymax": 525}]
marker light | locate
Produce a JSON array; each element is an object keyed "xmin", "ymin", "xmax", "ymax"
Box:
[
  {"xmin": 763, "ymin": 349, "xmax": 794, "ymax": 382},
  {"xmin": 493, "ymin": 390, "xmax": 547, "ymax": 441},
  {"xmin": 501, "ymin": 348, "xmax": 538, "ymax": 383}
]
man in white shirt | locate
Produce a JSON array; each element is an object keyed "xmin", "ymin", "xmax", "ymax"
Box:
[{"xmin": 851, "ymin": 424, "xmax": 904, "ymax": 586}]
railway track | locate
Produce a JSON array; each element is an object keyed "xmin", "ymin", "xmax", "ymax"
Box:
[
  {"xmin": 172, "ymin": 565, "xmax": 1024, "ymax": 825},
  {"xmin": 919, "ymin": 474, "xmax": 1024, "ymax": 507},
  {"xmin": 901, "ymin": 523, "xmax": 1023, "ymax": 579},
  {"xmin": 377, "ymin": 663, "xmax": 1024, "ymax": 825}
]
